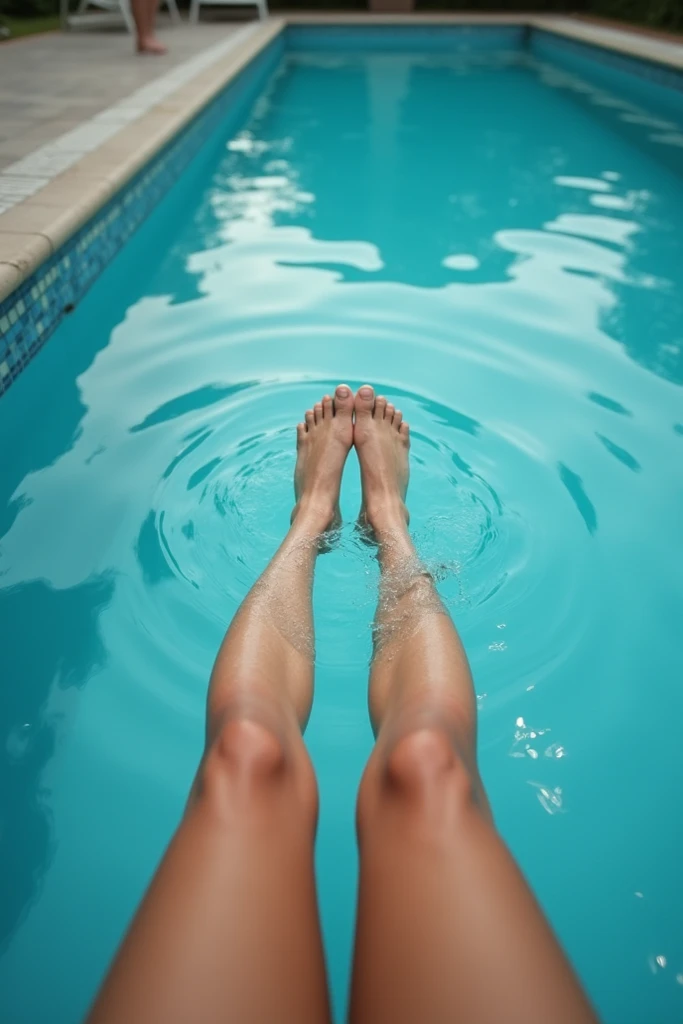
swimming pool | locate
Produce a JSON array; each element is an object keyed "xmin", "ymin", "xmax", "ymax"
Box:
[{"xmin": 1, "ymin": 22, "xmax": 683, "ymax": 1023}]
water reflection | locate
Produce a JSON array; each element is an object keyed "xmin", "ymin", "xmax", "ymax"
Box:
[
  {"xmin": 587, "ymin": 392, "xmax": 632, "ymax": 417},
  {"xmin": 557, "ymin": 462, "xmax": 598, "ymax": 536},
  {"xmin": 527, "ymin": 781, "xmax": 565, "ymax": 815},
  {"xmin": 175, "ymin": 47, "xmax": 683, "ymax": 388},
  {"xmin": 130, "ymin": 382, "xmax": 257, "ymax": 433},
  {"xmin": 136, "ymin": 511, "xmax": 175, "ymax": 586},
  {"xmin": 99, "ymin": 45, "xmax": 683, "ymax": 392},
  {"xmin": 392, "ymin": 388, "xmax": 481, "ymax": 437},
  {"xmin": 596, "ymin": 433, "xmax": 641, "ymax": 472},
  {"xmin": 0, "ymin": 575, "xmax": 114, "ymax": 952}
]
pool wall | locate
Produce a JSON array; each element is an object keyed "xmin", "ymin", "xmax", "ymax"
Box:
[
  {"xmin": 1, "ymin": 17, "xmax": 683, "ymax": 398},
  {"xmin": 285, "ymin": 23, "xmax": 525, "ymax": 52},
  {"xmin": 531, "ymin": 29, "xmax": 683, "ymax": 119}
]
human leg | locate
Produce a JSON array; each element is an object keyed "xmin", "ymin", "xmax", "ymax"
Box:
[
  {"xmin": 87, "ymin": 386, "xmax": 355, "ymax": 1024},
  {"xmin": 349, "ymin": 386, "xmax": 597, "ymax": 1024},
  {"xmin": 131, "ymin": 0, "xmax": 167, "ymax": 54}
]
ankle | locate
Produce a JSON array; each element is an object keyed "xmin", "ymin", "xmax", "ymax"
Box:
[
  {"xmin": 291, "ymin": 496, "xmax": 336, "ymax": 535},
  {"xmin": 364, "ymin": 499, "xmax": 409, "ymax": 537}
]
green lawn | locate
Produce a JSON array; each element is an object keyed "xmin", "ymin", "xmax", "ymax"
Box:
[{"xmin": 1, "ymin": 15, "xmax": 61, "ymax": 40}]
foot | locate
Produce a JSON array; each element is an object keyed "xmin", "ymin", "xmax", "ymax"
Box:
[
  {"xmin": 136, "ymin": 36, "xmax": 167, "ymax": 54},
  {"xmin": 292, "ymin": 385, "xmax": 355, "ymax": 533},
  {"xmin": 354, "ymin": 385, "xmax": 410, "ymax": 536}
]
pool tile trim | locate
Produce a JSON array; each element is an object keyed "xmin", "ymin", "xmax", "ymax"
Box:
[
  {"xmin": 0, "ymin": 18, "xmax": 284, "ymax": 396},
  {"xmin": 1, "ymin": 13, "xmax": 682, "ymax": 398}
]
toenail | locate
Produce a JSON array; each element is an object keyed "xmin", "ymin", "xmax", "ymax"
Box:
[
  {"xmin": 360, "ymin": 386, "xmax": 373, "ymax": 398},
  {"xmin": 336, "ymin": 385, "xmax": 350, "ymax": 397}
]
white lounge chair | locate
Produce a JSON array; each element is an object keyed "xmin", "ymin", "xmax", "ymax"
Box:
[{"xmin": 189, "ymin": 0, "xmax": 267, "ymax": 24}]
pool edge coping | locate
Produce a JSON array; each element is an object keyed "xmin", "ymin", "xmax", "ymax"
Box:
[
  {"xmin": 0, "ymin": 17, "xmax": 285, "ymax": 308},
  {"xmin": 0, "ymin": 11, "xmax": 682, "ymax": 312}
]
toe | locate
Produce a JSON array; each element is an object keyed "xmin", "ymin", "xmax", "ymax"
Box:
[
  {"xmin": 322, "ymin": 394, "xmax": 333, "ymax": 419},
  {"xmin": 296, "ymin": 423, "xmax": 306, "ymax": 446},
  {"xmin": 314, "ymin": 402, "xmax": 323, "ymax": 425},
  {"xmin": 334, "ymin": 384, "xmax": 353, "ymax": 418},
  {"xmin": 374, "ymin": 395, "xmax": 387, "ymax": 420},
  {"xmin": 355, "ymin": 385, "xmax": 375, "ymax": 418},
  {"xmin": 386, "ymin": 403, "xmax": 395, "ymax": 423},
  {"xmin": 393, "ymin": 409, "xmax": 403, "ymax": 428},
  {"xmin": 399, "ymin": 421, "xmax": 410, "ymax": 444},
  {"xmin": 305, "ymin": 409, "xmax": 314, "ymax": 430}
]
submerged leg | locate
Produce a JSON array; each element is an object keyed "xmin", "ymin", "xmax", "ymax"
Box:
[
  {"xmin": 349, "ymin": 386, "xmax": 597, "ymax": 1024},
  {"xmin": 87, "ymin": 385, "xmax": 355, "ymax": 1024}
]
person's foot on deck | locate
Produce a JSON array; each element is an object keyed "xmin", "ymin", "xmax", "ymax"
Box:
[
  {"xmin": 137, "ymin": 36, "xmax": 167, "ymax": 54},
  {"xmin": 354, "ymin": 385, "xmax": 410, "ymax": 536},
  {"xmin": 292, "ymin": 385, "xmax": 354, "ymax": 533}
]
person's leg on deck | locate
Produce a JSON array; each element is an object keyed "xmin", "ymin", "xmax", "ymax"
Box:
[
  {"xmin": 349, "ymin": 385, "xmax": 597, "ymax": 1024},
  {"xmin": 87, "ymin": 385, "xmax": 356, "ymax": 1024},
  {"xmin": 131, "ymin": 0, "xmax": 167, "ymax": 55}
]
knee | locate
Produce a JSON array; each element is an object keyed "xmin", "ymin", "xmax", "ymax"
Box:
[
  {"xmin": 212, "ymin": 716, "xmax": 286, "ymax": 776},
  {"xmin": 387, "ymin": 726, "xmax": 476, "ymax": 808},
  {"xmin": 359, "ymin": 727, "xmax": 479, "ymax": 836},
  {"xmin": 197, "ymin": 718, "xmax": 317, "ymax": 826}
]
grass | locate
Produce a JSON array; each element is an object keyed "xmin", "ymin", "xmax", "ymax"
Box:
[{"xmin": 0, "ymin": 15, "xmax": 61, "ymax": 40}]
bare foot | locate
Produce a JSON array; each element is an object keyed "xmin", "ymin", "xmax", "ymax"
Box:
[
  {"xmin": 136, "ymin": 36, "xmax": 167, "ymax": 54},
  {"xmin": 292, "ymin": 384, "xmax": 354, "ymax": 533},
  {"xmin": 353, "ymin": 385, "xmax": 410, "ymax": 536}
]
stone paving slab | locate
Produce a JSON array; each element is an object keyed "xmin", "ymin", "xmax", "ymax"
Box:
[{"xmin": 0, "ymin": 19, "xmax": 249, "ymax": 172}]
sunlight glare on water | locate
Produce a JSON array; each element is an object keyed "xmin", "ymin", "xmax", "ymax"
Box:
[{"xmin": 1, "ymin": 30, "xmax": 683, "ymax": 1024}]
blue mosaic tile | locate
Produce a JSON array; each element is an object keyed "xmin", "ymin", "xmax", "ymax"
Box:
[{"xmin": 0, "ymin": 31, "xmax": 284, "ymax": 398}]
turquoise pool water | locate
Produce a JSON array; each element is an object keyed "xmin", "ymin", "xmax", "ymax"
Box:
[{"xmin": 2, "ymin": 27, "xmax": 683, "ymax": 1023}]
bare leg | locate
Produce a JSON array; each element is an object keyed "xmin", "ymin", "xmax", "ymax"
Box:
[
  {"xmin": 349, "ymin": 386, "xmax": 597, "ymax": 1024},
  {"xmin": 131, "ymin": 0, "xmax": 167, "ymax": 54},
  {"xmin": 87, "ymin": 386, "xmax": 355, "ymax": 1024}
]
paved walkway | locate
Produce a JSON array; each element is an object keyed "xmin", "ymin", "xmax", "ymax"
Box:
[{"xmin": 0, "ymin": 18, "xmax": 249, "ymax": 171}]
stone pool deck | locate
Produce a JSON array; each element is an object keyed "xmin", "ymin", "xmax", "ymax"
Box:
[
  {"xmin": 0, "ymin": 20, "xmax": 249, "ymax": 173},
  {"xmin": 0, "ymin": 11, "xmax": 682, "ymax": 306}
]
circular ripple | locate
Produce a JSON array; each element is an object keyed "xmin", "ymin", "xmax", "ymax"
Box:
[
  {"xmin": 150, "ymin": 389, "xmax": 300, "ymax": 613},
  {"xmin": 148, "ymin": 382, "xmax": 519, "ymax": 616},
  {"xmin": 132, "ymin": 375, "xmax": 592, "ymax": 712}
]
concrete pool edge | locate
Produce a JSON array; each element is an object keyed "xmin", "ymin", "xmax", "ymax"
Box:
[
  {"xmin": 0, "ymin": 18, "xmax": 284, "ymax": 305},
  {"xmin": 0, "ymin": 20, "xmax": 286, "ymax": 393},
  {"xmin": 1, "ymin": 13, "xmax": 682, "ymax": 394}
]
